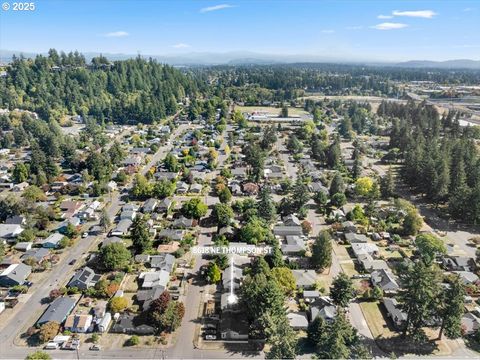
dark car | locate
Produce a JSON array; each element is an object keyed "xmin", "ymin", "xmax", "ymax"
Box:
[{"xmin": 68, "ymin": 259, "xmax": 76, "ymax": 265}]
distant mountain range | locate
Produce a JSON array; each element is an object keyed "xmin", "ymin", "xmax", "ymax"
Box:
[
  {"xmin": 394, "ymin": 59, "xmax": 480, "ymax": 69},
  {"xmin": 1, "ymin": 49, "xmax": 479, "ymax": 69}
]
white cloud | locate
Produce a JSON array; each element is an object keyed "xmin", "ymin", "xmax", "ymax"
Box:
[
  {"xmin": 371, "ymin": 22, "xmax": 409, "ymax": 30},
  {"xmin": 321, "ymin": 29, "xmax": 335, "ymax": 34},
  {"xmin": 463, "ymin": 7, "xmax": 474, "ymax": 12},
  {"xmin": 104, "ymin": 31, "xmax": 129, "ymax": 38},
  {"xmin": 346, "ymin": 26, "xmax": 363, "ymax": 30},
  {"xmin": 378, "ymin": 14, "xmax": 393, "ymax": 19},
  {"xmin": 172, "ymin": 43, "xmax": 191, "ymax": 49},
  {"xmin": 392, "ymin": 10, "xmax": 437, "ymax": 18},
  {"xmin": 200, "ymin": 4, "xmax": 235, "ymax": 13}
]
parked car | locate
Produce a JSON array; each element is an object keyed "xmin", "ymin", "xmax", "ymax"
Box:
[
  {"xmin": 89, "ymin": 345, "xmax": 101, "ymax": 351},
  {"xmin": 205, "ymin": 334, "xmax": 217, "ymax": 340}
]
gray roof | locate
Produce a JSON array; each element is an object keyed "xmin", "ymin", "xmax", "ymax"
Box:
[
  {"xmin": 0, "ymin": 263, "xmax": 31, "ymax": 286},
  {"xmin": 149, "ymin": 254, "xmax": 175, "ymax": 273},
  {"xmin": 21, "ymin": 248, "xmax": 50, "ymax": 263},
  {"xmin": 287, "ymin": 312, "xmax": 309, "ymax": 329},
  {"xmin": 102, "ymin": 236, "xmax": 124, "ymax": 247},
  {"xmin": 158, "ymin": 229, "xmax": 184, "ymax": 241},
  {"xmin": 312, "ymin": 305, "xmax": 337, "ymax": 321},
  {"xmin": 112, "ymin": 219, "xmax": 132, "ymax": 235},
  {"xmin": 345, "ymin": 232, "xmax": 369, "ymax": 243},
  {"xmin": 172, "ymin": 216, "xmax": 194, "ymax": 228},
  {"xmin": 383, "ymin": 298, "xmax": 407, "ymax": 322},
  {"xmin": 143, "ymin": 198, "xmax": 158, "ymax": 213},
  {"xmin": 282, "ymin": 214, "xmax": 301, "ymax": 226},
  {"xmin": 273, "ymin": 225, "xmax": 303, "ymax": 237},
  {"xmin": 292, "ymin": 270, "xmax": 317, "ymax": 288},
  {"xmin": 0, "ymin": 224, "xmax": 23, "ymax": 239},
  {"xmin": 38, "ymin": 233, "xmax": 64, "ymax": 248},
  {"xmin": 67, "ymin": 267, "xmax": 101, "ymax": 289},
  {"xmin": 282, "ymin": 235, "xmax": 306, "ymax": 254},
  {"xmin": 372, "ymin": 269, "xmax": 399, "ymax": 291},
  {"xmin": 136, "ymin": 287, "xmax": 165, "ymax": 310},
  {"xmin": 37, "ymin": 296, "xmax": 76, "ymax": 325}
]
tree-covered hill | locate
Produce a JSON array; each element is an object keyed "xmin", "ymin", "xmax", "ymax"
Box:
[{"xmin": 0, "ymin": 49, "xmax": 203, "ymax": 123}]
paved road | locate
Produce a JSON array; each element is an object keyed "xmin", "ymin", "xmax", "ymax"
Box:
[{"xmin": 0, "ymin": 123, "xmax": 191, "ymax": 359}]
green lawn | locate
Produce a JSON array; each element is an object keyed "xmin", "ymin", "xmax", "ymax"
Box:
[
  {"xmin": 236, "ymin": 105, "xmax": 309, "ymax": 117},
  {"xmin": 359, "ymin": 301, "xmax": 396, "ymax": 339}
]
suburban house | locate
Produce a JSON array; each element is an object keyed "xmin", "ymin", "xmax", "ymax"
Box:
[
  {"xmin": 0, "ymin": 224, "xmax": 24, "ymax": 243},
  {"xmin": 282, "ymin": 214, "xmax": 301, "ymax": 226},
  {"xmin": 21, "ymin": 248, "xmax": 50, "ymax": 264},
  {"xmin": 112, "ymin": 314, "xmax": 155, "ymax": 335},
  {"xmin": 111, "ymin": 219, "xmax": 133, "ymax": 237},
  {"xmin": 14, "ymin": 242, "xmax": 32, "ymax": 252},
  {"xmin": 67, "ymin": 267, "xmax": 101, "ymax": 290},
  {"xmin": 287, "ymin": 312, "xmax": 309, "ymax": 330},
  {"xmin": 453, "ymin": 271, "xmax": 479, "ymax": 285},
  {"xmin": 64, "ymin": 314, "xmax": 93, "ymax": 333},
  {"xmin": 281, "ymin": 235, "xmax": 306, "ymax": 255},
  {"xmin": 38, "ymin": 233, "xmax": 64, "ymax": 249},
  {"xmin": 158, "ymin": 229, "xmax": 184, "ymax": 242},
  {"xmin": 136, "ymin": 287, "xmax": 165, "ymax": 311},
  {"xmin": 371, "ymin": 269, "xmax": 400, "ymax": 293},
  {"xmin": 351, "ymin": 243, "xmax": 379, "ymax": 258},
  {"xmin": 139, "ymin": 270, "xmax": 170, "ymax": 289},
  {"xmin": 37, "ymin": 297, "xmax": 77, "ymax": 326},
  {"xmin": 5, "ymin": 215, "xmax": 27, "ymax": 226},
  {"xmin": 383, "ymin": 298, "xmax": 407, "ymax": 329},
  {"xmin": 273, "ymin": 225, "xmax": 303, "ymax": 237},
  {"xmin": 60, "ymin": 200, "xmax": 83, "ymax": 219},
  {"xmin": 143, "ymin": 198, "xmax": 158, "ymax": 213},
  {"xmin": 157, "ymin": 198, "xmax": 173, "ymax": 213},
  {"xmin": 154, "ymin": 172, "xmax": 178, "ymax": 182},
  {"xmin": 345, "ymin": 233, "xmax": 369, "ymax": 243},
  {"xmin": 309, "ymin": 296, "xmax": 337, "ymax": 322},
  {"xmin": 149, "ymin": 254, "xmax": 175, "ymax": 273},
  {"xmin": 172, "ymin": 216, "xmax": 194, "ymax": 229},
  {"xmin": 0, "ymin": 263, "xmax": 32, "ymax": 287},
  {"xmin": 176, "ymin": 181, "xmax": 189, "ymax": 194},
  {"xmin": 220, "ymin": 313, "xmax": 249, "ymax": 341},
  {"xmin": 357, "ymin": 254, "xmax": 389, "ymax": 272},
  {"xmin": 292, "ymin": 270, "xmax": 317, "ymax": 289},
  {"xmin": 190, "ymin": 183, "xmax": 203, "ymax": 194},
  {"xmin": 461, "ymin": 313, "xmax": 480, "ymax": 335},
  {"xmin": 443, "ymin": 256, "xmax": 476, "ymax": 272}
]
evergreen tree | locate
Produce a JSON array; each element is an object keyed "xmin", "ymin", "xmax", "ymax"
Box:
[
  {"xmin": 131, "ymin": 215, "xmax": 152, "ymax": 254},
  {"xmin": 257, "ymin": 187, "xmax": 277, "ymax": 223},
  {"xmin": 329, "ymin": 172, "xmax": 345, "ymax": 196},
  {"xmin": 311, "ymin": 231, "xmax": 332, "ymax": 271},
  {"xmin": 438, "ymin": 275, "xmax": 465, "ymax": 339},
  {"xmin": 330, "ymin": 273, "xmax": 355, "ymax": 308},
  {"xmin": 398, "ymin": 261, "xmax": 441, "ymax": 341}
]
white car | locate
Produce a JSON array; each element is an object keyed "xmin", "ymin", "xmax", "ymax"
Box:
[{"xmin": 82, "ymin": 232, "xmax": 89, "ymax": 238}]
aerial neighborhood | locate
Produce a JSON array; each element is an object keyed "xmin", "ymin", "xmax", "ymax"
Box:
[{"xmin": 1, "ymin": 46, "xmax": 480, "ymax": 360}]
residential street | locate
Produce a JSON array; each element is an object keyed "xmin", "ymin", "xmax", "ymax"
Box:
[{"xmin": 0, "ymin": 123, "xmax": 190, "ymax": 359}]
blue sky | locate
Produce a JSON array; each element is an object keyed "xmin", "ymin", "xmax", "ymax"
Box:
[{"xmin": 0, "ymin": 0, "xmax": 479, "ymax": 61}]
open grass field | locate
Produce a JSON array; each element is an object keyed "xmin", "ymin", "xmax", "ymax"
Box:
[{"xmin": 235, "ymin": 105, "xmax": 309, "ymax": 117}]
